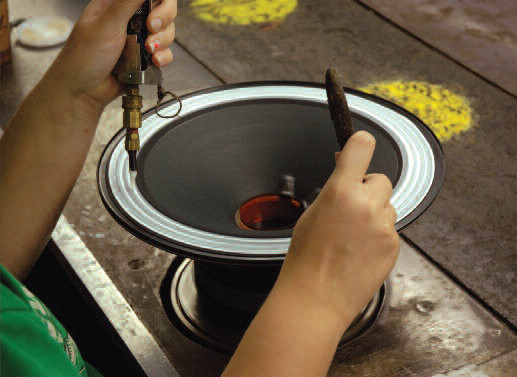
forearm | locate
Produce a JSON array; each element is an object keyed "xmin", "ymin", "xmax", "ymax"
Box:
[
  {"xmin": 224, "ymin": 132, "xmax": 399, "ymax": 376},
  {"xmin": 0, "ymin": 76, "xmax": 103, "ymax": 279},
  {"xmin": 222, "ymin": 276, "xmax": 352, "ymax": 377}
]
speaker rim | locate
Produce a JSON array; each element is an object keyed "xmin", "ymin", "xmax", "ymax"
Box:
[{"xmin": 97, "ymin": 81, "xmax": 445, "ymax": 264}]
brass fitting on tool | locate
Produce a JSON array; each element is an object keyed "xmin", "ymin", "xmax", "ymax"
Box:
[{"xmin": 122, "ymin": 84, "xmax": 143, "ymax": 172}]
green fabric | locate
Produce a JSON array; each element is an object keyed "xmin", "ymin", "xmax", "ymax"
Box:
[
  {"xmin": 85, "ymin": 362, "xmax": 103, "ymax": 377},
  {"xmin": 0, "ymin": 265, "xmax": 102, "ymax": 377}
]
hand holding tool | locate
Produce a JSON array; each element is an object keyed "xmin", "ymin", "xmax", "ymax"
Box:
[{"xmin": 115, "ymin": 0, "xmax": 180, "ymax": 176}]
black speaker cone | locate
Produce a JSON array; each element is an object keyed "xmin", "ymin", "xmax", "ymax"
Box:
[{"xmin": 136, "ymin": 100, "xmax": 401, "ymax": 238}]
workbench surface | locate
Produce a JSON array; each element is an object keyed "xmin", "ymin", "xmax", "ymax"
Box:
[{"xmin": 1, "ymin": 0, "xmax": 516, "ymax": 376}]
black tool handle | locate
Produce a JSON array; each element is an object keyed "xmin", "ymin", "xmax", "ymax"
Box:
[{"xmin": 127, "ymin": 0, "xmax": 153, "ymax": 70}]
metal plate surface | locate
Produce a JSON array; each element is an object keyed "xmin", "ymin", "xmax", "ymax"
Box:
[
  {"xmin": 326, "ymin": 240, "xmax": 517, "ymax": 377},
  {"xmin": 358, "ymin": 0, "xmax": 517, "ymax": 97}
]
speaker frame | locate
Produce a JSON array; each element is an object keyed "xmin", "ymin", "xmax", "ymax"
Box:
[{"xmin": 98, "ymin": 81, "xmax": 445, "ymax": 264}]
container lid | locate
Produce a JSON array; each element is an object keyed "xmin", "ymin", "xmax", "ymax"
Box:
[{"xmin": 17, "ymin": 16, "xmax": 73, "ymax": 48}]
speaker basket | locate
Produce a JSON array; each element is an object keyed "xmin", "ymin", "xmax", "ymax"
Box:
[{"xmin": 98, "ymin": 81, "xmax": 445, "ymax": 263}]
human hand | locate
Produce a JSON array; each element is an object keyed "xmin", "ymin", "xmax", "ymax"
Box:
[
  {"xmin": 45, "ymin": 0, "xmax": 177, "ymax": 110},
  {"xmin": 278, "ymin": 131, "xmax": 399, "ymax": 332}
]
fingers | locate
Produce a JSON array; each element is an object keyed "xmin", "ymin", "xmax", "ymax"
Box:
[
  {"xmin": 334, "ymin": 131, "xmax": 376, "ymax": 184},
  {"xmin": 146, "ymin": 23, "xmax": 175, "ymax": 54},
  {"xmin": 364, "ymin": 173, "xmax": 393, "ymax": 205},
  {"xmin": 145, "ymin": 0, "xmax": 176, "ymax": 68},
  {"xmin": 148, "ymin": 0, "xmax": 177, "ymax": 33},
  {"xmin": 102, "ymin": 0, "xmax": 146, "ymax": 30},
  {"xmin": 152, "ymin": 48, "xmax": 173, "ymax": 67}
]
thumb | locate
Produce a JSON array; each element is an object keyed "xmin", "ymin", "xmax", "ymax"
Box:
[
  {"xmin": 101, "ymin": 0, "xmax": 146, "ymax": 31},
  {"xmin": 333, "ymin": 131, "xmax": 375, "ymax": 184}
]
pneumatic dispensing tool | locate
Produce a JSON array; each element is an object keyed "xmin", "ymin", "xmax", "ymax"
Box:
[{"xmin": 114, "ymin": 0, "xmax": 181, "ymax": 178}]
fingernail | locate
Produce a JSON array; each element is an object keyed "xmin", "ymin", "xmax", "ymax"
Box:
[
  {"xmin": 151, "ymin": 18, "xmax": 162, "ymax": 32},
  {"xmin": 148, "ymin": 40, "xmax": 160, "ymax": 53}
]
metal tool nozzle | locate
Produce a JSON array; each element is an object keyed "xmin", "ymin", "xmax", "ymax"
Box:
[
  {"xmin": 128, "ymin": 150, "xmax": 138, "ymax": 172},
  {"xmin": 122, "ymin": 85, "xmax": 143, "ymax": 173}
]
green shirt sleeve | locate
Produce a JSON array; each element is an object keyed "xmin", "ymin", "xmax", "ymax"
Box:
[{"xmin": 1, "ymin": 265, "xmax": 102, "ymax": 377}]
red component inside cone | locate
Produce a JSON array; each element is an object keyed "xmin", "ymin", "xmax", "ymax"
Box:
[{"xmin": 237, "ymin": 195, "xmax": 304, "ymax": 231}]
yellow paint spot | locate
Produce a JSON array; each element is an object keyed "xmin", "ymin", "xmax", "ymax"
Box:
[
  {"xmin": 190, "ymin": 0, "xmax": 297, "ymax": 25},
  {"xmin": 360, "ymin": 81, "xmax": 472, "ymax": 141}
]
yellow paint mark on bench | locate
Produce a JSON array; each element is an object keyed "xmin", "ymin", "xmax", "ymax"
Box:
[
  {"xmin": 360, "ymin": 81, "xmax": 472, "ymax": 141},
  {"xmin": 191, "ymin": 0, "xmax": 297, "ymax": 25}
]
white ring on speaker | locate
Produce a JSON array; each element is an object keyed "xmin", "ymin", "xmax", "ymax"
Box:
[{"xmin": 106, "ymin": 85, "xmax": 435, "ymax": 256}]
